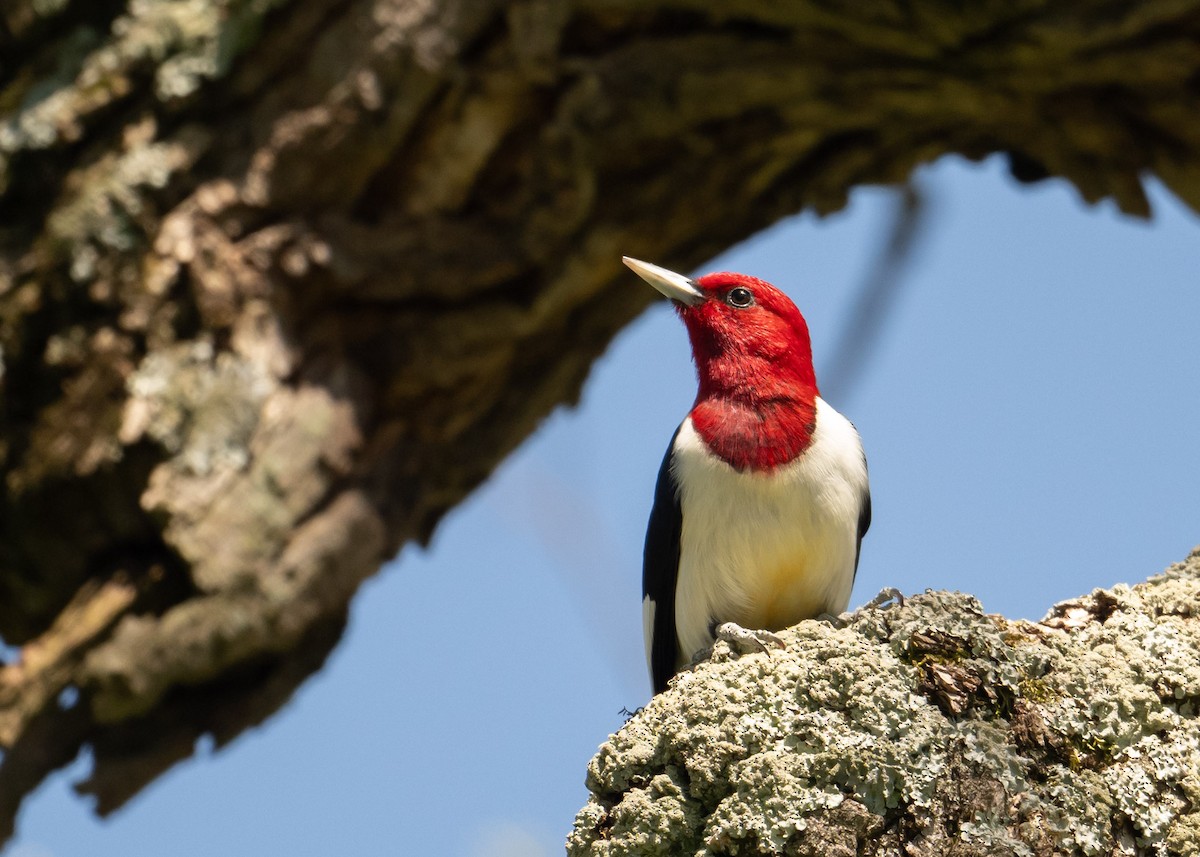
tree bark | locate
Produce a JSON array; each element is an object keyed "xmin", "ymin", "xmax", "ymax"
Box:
[
  {"xmin": 569, "ymin": 551, "xmax": 1200, "ymax": 857},
  {"xmin": 1, "ymin": 0, "xmax": 1199, "ymax": 839}
]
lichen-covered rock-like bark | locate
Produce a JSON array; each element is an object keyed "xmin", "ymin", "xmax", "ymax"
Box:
[
  {"xmin": 569, "ymin": 550, "xmax": 1200, "ymax": 856},
  {"xmin": 3, "ymin": 0, "xmax": 1200, "ymax": 840}
]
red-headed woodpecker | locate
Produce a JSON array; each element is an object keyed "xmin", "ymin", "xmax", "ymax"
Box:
[{"xmin": 624, "ymin": 257, "xmax": 871, "ymax": 694}]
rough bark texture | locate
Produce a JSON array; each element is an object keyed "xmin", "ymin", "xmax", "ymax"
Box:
[
  {"xmin": 569, "ymin": 550, "xmax": 1200, "ymax": 857},
  {"xmin": 2, "ymin": 0, "xmax": 1200, "ymax": 839}
]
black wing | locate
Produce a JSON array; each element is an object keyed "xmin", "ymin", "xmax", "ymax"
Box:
[
  {"xmin": 853, "ymin": 488, "xmax": 871, "ymax": 579},
  {"xmin": 644, "ymin": 425, "xmax": 683, "ymax": 695}
]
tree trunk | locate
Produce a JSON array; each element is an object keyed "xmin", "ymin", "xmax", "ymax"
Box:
[
  {"xmin": 2, "ymin": 0, "xmax": 1199, "ymax": 839},
  {"xmin": 568, "ymin": 551, "xmax": 1200, "ymax": 857}
]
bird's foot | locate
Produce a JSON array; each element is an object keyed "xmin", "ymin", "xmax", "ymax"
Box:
[
  {"xmin": 832, "ymin": 589, "xmax": 906, "ymax": 626},
  {"xmin": 713, "ymin": 622, "xmax": 787, "ymax": 657},
  {"xmin": 863, "ymin": 587, "xmax": 905, "ymax": 611},
  {"xmin": 817, "ymin": 612, "xmax": 848, "ymax": 629}
]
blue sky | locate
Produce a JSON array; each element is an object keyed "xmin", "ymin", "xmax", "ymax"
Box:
[{"xmin": 9, "ymin": 155, "xmax": 1200, "ymax": 856}]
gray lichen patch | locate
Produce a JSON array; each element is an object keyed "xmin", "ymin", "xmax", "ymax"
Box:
[
  {"xmin": 0, "ymin": 0, "xmax": 291, "ymax": 164},
  {"xmin": 45, "ymin": 127, "xmax": 210, "ymax": 280},
  {"xmin": 121, "ymin": 337, "xmax": 271, "ymax": 476},
  {"xmin": 569, "ymin": 550, "xmax": 1200, "ymax": 856},
  {"xmin": 124, "ymin": 335, "xmax": 364, "ymax": 594}
]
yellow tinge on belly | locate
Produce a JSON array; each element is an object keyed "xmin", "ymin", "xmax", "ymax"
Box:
[{"xmin": 749, "ymin": 557, "xmax": 829, "ymax": 631}]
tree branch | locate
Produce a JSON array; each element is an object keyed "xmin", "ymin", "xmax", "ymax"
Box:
[{"xmin": 569, "ymin": 550, "xmax": 1200, "ymax": 856}]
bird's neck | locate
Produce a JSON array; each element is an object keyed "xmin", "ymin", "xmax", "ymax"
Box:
[{"xmin": 689, "ymin": 352, "xmax": 818, "ymax": 472}]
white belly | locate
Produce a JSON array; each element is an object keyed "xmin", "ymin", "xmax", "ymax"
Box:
[{"xmin": 671, "ymin": 398, "xmax": 868, "ymax": 666}]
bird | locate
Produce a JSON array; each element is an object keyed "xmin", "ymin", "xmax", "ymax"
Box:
[{"xmin": 623, "ymin": 256, "xmax": 871, "ymax": 694}]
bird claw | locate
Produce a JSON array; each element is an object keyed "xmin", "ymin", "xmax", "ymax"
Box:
[
  {"xmin": 817, "ymin": 612, "xmax": 848, "ymax": 629},
  {"xmin": 833, "ymin": 589, "xmax": 905, "ymax": 627},
  {"xmin": 864, "ymin": 587, "xmax": 905, "ymax": 611},
  {"xmin": 714, "ymin": 622, "xmax": 787, "ymax": 657}
]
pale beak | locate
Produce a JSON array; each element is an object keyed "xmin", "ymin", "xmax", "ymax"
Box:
[{"xmin": 622, "ymin": 256, "xmax": 704, "ymax": 307}]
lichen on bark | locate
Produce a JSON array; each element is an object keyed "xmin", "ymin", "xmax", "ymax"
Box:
[{"xmin": 569, "ymin": 550, "xmax": 1200, "ymax": 856}]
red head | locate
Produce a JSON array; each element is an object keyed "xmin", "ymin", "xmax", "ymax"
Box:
[{"xmin": 623, "ymin": 257, "xmax": 819, "ymax": 471}]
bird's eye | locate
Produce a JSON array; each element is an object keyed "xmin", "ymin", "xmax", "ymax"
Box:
[{"xmin": 727, "ymin": 287, "xmax": 754, "ymax": 308}]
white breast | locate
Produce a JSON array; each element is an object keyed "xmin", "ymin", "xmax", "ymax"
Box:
[{"xmin": 670, "ymin": 397, "xmax": 868, "ymax": 667}]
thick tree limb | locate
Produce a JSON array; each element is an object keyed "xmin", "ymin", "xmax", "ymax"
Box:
[
  {"xmin": 569, "ymin": 550, "xmax": 1200, "ymax": 856},
  {"xmin": 0, "ymin": 576, "xmax": 135, "ymax": 747},
  {"xmin": 2, "ymin": 0, "xmax": 1200, "ymax": 837}
]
